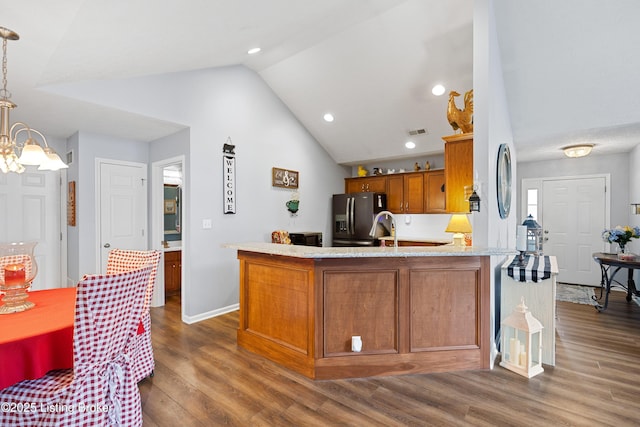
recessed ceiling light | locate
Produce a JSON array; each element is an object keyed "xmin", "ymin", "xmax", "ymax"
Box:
[
  {"xmin": 432, "ymin": 84, "xmax": 446, "ymax": 96},
  {"xmin": 323, "ymin": 113, "xmax": 334, "ymax": 122},
  {"xmin": 405, "ymin": 141, "xmax": 416, "ymax": 149},
  {"xmin": 247, "ymin": 47, "xmax": 261, "ymax": 55}
]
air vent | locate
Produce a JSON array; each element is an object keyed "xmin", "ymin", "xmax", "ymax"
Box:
[{"xmin": 408, "ymin": 128, "xmax": 428, "ymax": 136}]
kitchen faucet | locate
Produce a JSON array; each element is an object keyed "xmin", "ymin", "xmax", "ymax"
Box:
[{"xmin": 369, "ymin": 210, "xmax": 397, "ymax": 248}]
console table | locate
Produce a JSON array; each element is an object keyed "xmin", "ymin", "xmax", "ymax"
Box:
[
  {"xmin": 501, "ymin": 255, "xmax": 558, "ymax": 366},
  {"xmin": 592, "ymin": 252, "xmax": 640, "ymax": 311}
]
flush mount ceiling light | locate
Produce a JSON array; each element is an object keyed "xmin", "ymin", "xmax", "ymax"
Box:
[
  {"xmin": 323, "ymin": 113, "xmax": 334, "ymax": 122},
  {"xmin": 562, "ymin": 144, "xmax": 594, "ymax": 158},
  {"xmin": 405, "ymin": 141, "xmax": 416, "ymax": 149},
  {"xmin": 0, "ymin": 26, "xmax": 67, "ymax": 173},
  {"xmin": 247, "ymin": 47, "xmax": 261, "ymax": 55},
  {"xmin": 431, "ymin": 84, "xmax": 446, "ymax": 96}
]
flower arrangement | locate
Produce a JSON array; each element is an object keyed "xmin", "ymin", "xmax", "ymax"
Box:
[{"xmin": 602, "ymin": 225, "xmax": 640, "ymax": 252}]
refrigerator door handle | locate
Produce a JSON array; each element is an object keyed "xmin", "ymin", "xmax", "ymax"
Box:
[
  {"xmin": 350, "ymin": 197, "xmax": 355, "ymax": 236},
  {"xmin": 345, "ymin": 197, "xmax": 351, "ymax": 235}
]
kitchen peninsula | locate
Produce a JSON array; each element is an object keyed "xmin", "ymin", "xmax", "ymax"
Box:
[{"xmin": 227, "ymin": 242, "xmax": 510, "ymax": 379}]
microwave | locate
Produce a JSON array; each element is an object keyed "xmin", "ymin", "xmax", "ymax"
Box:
[{"xmin": 289, "ymin": 232, "xmax": 323, "ymax": 247}]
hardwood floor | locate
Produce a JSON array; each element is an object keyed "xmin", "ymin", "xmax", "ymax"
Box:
[{"xmin": 140, "ymin": 291, "xmax": 640, "ymax": 426}]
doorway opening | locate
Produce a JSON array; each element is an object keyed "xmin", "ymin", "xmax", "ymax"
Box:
[{"xmin": 151, "ymin": 156, "xmax": 185, "ymax": 314}]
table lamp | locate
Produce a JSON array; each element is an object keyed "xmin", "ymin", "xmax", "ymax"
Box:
[{"xmin": 445, "ymin": 214, "xmax": 472, "ymax": 247}]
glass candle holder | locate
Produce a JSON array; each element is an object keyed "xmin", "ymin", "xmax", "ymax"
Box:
[{"xmin": 0, "ymin": 242, "xmax": 38, "ymax": 314}]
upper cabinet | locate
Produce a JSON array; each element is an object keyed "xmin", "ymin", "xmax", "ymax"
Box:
[
  {"xmin": 345, "ymin": 175, "xmax": 387, "ymax": 194},
  {"xmin": 386, "ymin": 173, "xmax": 424, "ymax": 214},
  {"xmin": 443, "ymin": 133, "xmax": 473, "ymax": 213},
  {"xmin": 424, "ymin": 170, "xmax": 446, "ymax": 213},
  {"xmin": 346, "ymin": 170, "xmax": 445, "ymax": 214}
]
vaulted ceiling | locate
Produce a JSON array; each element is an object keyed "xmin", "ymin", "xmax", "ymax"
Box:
[{"xmin": 2, "ymin": 0, "xmax": 639, "ymax": 165}]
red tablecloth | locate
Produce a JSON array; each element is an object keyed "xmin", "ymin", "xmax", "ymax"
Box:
[{"xmin": 0, "ymin": 287, "xmax": 76, "ymax": 390}]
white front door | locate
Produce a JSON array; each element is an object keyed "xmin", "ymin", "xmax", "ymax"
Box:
[
  {"xmin": 542, "ymin": 177, "xmax": 606, "ymax": 285},
  {"xmin": 98, "ymin": 160, "xmax": 147, "ymax": 272},
  {"xmin": 0, "ymin": 170, "xmax": 61, "ymax": 289}
]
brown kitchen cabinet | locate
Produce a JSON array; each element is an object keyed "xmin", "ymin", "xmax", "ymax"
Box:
[
  {"xmin": 443, "ymin": 133, "xmax": 473, "ymax": 213},
  {"xmin": 345, "ymin": 175, "xmax": 387, "ymax": 193},
  {"xmin": 386, "ymin": 172, "xmax": 424, "ymax": 214},
  {"xmin": 236, "ymin": 250, "xmax": 490, "ymax": 379},
  {"xmin": 424, "ymin": 169, "xmax": 446, "ymax": 213},
  {"xmin": 164, "ymin": 250, "xmax": 181, "ymax": 297}
]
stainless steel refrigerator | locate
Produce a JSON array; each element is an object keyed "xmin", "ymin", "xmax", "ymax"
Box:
[{"xmin": 332, "ymin": 192, "xmax": 387, "ymax": 246}]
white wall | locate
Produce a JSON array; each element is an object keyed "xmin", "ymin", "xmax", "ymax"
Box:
[
  {"xmin": 66, "ymin": 131, "xmax": 150, "ymax": 282},
  {"xmin": 475, "ymin": 0, "xmax": 517, "ymax": 366},
  {"xmin": 67, "ymin": 65, "xmax": 348, "ymax": 321}
]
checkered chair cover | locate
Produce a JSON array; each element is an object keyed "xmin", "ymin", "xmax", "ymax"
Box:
[
  {"xmin": 106, "ymin": 249, "xmax": 161, "ymax": 383},
  {"xmin": 0, "ymin": 265, "xmax": 152, "ymax": 426}
]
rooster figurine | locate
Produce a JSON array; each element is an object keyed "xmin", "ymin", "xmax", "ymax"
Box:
[{"xmin": 447, "ymin": 89, "xmax": 474, "ymax": 134}]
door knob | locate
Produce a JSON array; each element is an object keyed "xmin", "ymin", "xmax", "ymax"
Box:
[{"xmin": 103, "ymin": 243, "xmax": 111, "ymax": 248}]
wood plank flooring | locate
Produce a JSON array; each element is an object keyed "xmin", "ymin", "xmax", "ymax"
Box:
[{"xmin": 140, "ymin": 290, "xmax": 640, "ymax": 426}]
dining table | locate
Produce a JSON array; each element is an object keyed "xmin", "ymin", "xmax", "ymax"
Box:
[{"xmin": 0, "ymin": 287, "xmax": 76, "ymax": 390}]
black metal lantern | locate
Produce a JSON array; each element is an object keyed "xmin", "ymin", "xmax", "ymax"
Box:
[
  {"xmin": 522, "ymin": 215, "xmax": 543, "ymax": 255},
  {"xmin": 469, "ymin": 190, "xmax": 480, "ymax": 212}
]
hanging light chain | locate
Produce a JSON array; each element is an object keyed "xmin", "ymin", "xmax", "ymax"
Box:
[{"xmin": 1, "ymin": 31, "xmax": 11, "ymax": 101}]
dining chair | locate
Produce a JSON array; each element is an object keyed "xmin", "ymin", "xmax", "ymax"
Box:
[
  {"xmin": 106, "ymin": 249, "xmax": 162, "ymax": 383},
  {"xmin": 0, "ymin": 265, "xmax": 152, "ymax": 426}
]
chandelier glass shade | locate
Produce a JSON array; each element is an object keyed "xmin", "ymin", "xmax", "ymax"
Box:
[{"xmin": 0, "ymin": 26, "xmax": 67, "ymax": 174}]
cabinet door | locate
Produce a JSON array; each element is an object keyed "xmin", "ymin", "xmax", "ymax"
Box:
[
  {"xmin": 404, "ymin": 173, "xmax": 424, "ymax": 214},
  {"xmin": 345, "ymin": 176, "xmax": 386, "ymax": 193},
  {"xmin": 164, "ymin": 251, "xmax": 182, "ymax": 296},
  {"xmin": 365, "ymin": 176, "xmax": 387, "ymax": 193},
  {"xmin": 345, "ymin": 178, "xmax": 362, "ymax": 193},
  {"xmin": 444, "ymin": 135, "xmax": 473, "ymax": 213},
  {"xmin": 386, "ymin": 175, "xmax": 404, "ymax": 213},
  {"xmin": 424, "ymin": 170, "xmax": 446, "ymax": 213}
]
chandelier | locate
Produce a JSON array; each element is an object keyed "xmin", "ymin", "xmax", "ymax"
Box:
[{"xmin": 0, "ymin": 26, "xmax": 67, "ymax": 174}]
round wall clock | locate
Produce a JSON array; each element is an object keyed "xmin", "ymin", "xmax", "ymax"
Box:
[{"xmin": 496, "ymin": 143, "xmax": 512, "ymax": 219}]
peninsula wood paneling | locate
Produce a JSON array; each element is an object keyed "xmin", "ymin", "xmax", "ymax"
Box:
[
  {"xmin": 323, "ymin": 270, "xmax": 398, "ymax": 356},
  {"xmin": 244, "ymin": 262, "xmax": 310, "ymax": 353},
  {"xmin": 237, "ymin": 252, "xmax": 316, "ymax": 378},
  {"xmin": 236, "ymin": 251, "xmax": 490, "ymax": 380},
  {"xmin": 409, "ymin": 269, "xmax": 479, "ymax": 351}
]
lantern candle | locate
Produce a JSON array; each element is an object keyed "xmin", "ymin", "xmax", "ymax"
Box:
[
  {"xmin": 509, "ymin": 338, "xmax": 521, "ymax": 364},
  {"xmin": 4, "ymin": 263, "xmax": 26, "ymax": 286},
  {"xmin": 519, "ymin": 344, "xmax": 527, "ymax": 367}
]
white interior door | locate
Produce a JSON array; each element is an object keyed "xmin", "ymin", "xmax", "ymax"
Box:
[
  {"xmin": 542, "ymin": 177, "xmax": 606, "ymax": 285},
  {"xmin": 0, "ymin": 170, "xmax": 61, "ymax": 289},
  {"xmin": 98, "ymin": 160, "xmax": 147, "ymax": 272}
]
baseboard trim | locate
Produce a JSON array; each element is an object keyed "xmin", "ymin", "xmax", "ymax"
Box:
[{"xmin": 182, "ymin": 303, "xmax": 239, "ymax": 324}]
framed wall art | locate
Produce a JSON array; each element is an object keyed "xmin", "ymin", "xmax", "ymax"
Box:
[
  {"xmin": 67, "ymin": 181, "xmax": 76, "ymax": 226},
  {"xmin": 164, "ymin": 199, "xmax": 176, "ymax": 214},
  {"xmin": 272, "ymin": 167, "xmax": 299, "ymax": 189}
]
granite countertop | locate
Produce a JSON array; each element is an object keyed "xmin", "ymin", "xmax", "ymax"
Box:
[
  {"xmin": 378, "ymin": 236, "xmax": 452, "ymax": 244},
  {"xmin": 224, "ymin": 242, "xmax": 515, "ymax": 259}
]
